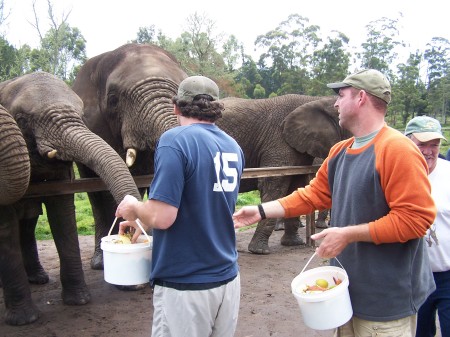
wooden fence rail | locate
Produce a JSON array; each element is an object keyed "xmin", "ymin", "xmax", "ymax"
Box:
[{"xmin": 24, "ymin": 164, "xmax": 321, "ymax": 246}]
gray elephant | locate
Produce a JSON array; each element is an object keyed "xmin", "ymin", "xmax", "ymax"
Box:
[
  {"xmin": 72, "ymin": 43, "xmax": 188, "ymax": 269},
  {"xmin": 217, "ymin": 95, "xmax": 350, "ymax": 253},
  {"xmin": 0, "ymin": 71, "xmax": 141, "ymax": 325},
  {"xmin": 0, "ymin": 105, "xmax": 35, "ymax": 325}
]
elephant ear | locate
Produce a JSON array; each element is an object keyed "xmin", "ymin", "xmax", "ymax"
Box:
[{"xmin": 282, "ymin": 96, "xmax": 349, "ymax": 159}]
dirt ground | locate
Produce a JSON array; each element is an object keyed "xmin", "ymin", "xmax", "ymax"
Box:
[
  {"xmin": 0, "ymin": 224, "xmax": 439, "ymax": 337},
  {"xmin": 0, "ymin": 224, "xmax": 336, "ymax": 337}
]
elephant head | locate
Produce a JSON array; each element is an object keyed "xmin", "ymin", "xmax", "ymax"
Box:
[
  {"xmin": 72, "ymin": 43, "xmax": 188, "ymax": 168},
  {"xmin": 0, "ymin": 71, "xmax": 140, "ymax": 203},
  {"xmin": 72, "ymin": 43, "xmax": 187, "ymax": 269},
  {"xmin": 282, "ymin": 96, "xmax": 351, "ymax": 158}
]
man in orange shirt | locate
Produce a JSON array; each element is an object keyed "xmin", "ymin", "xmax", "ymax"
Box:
[{"xmin": 234, "ymin": 69, "xmax": 436, "ymax": 336}]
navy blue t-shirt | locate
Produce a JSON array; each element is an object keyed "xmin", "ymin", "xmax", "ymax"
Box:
[{"xmin": 149, "ymin": 123, "xmax": 244, "ymax": 284}]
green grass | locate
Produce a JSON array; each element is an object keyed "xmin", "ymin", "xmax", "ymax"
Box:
[{"xmin": 36, "ymin": 192, "xmax": 95, "ymax": 240}]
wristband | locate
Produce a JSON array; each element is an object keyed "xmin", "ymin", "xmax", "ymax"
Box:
[{"xmin": 258, "ymin": 204, "xmax": 266, "ymax": 220}]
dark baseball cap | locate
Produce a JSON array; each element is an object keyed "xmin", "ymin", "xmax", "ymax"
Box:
[
  {"xmin": 327, "ymin": 69, "xmax": 391, "ymax": 104},
  {"xmin": 177, "ymin": 76, "xmax": 219, "ymax": 102}
]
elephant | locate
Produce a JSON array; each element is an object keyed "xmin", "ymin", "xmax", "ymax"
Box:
[
  {"xmin": 0, "ymin": 71, "xmax": 141, "ymax": 325},
  {"xmin": 0, "ymin": 105, "xmax": 35, "ymax": 325},
  {"xmin": 216, "ymin": 95, "xmax": 351, "ymax": 253},
  {"xmin": 72, "ymin": 43, "xmax": 188, "ymax": 269},
  {"xmin": 72, "ymin": 43, "xmax": 351, "ymax": 262}
]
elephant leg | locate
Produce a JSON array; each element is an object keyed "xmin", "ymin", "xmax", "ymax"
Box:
[
  {"xmin": 280, "ymin": 218, "xmax": 304, "ymax": 246},
  {"xmin": 87, "ymin": 190, "xmax": 118, "ymax": 270},
  {"xmin": 274, "ymin": 218, "xmax": 284, "ymax": 231},
  {"xmin": 275, "ymin": 217, "xmax": 305, "ymax": 231},
  {"xmin": 0, "ymin": 206, "xmax": 40, "ymax": 325},
  {"xmin": 248, "ymin": 219, "xmax": 275, "ymax": 254},
  {"xmin": 315, "ymin": 209, "xmax": 329, "ymax": 229},
  {"xmin": 19, "ymin": 216, "xmax": 49, "ymax": 284},
  {"xmin": 44, "ymin": 195, "xmax": 90, "ymax": 305}
]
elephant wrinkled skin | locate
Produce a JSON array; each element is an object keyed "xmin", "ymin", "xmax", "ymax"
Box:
[{"xmin": 0, "ymin": 72, "xmax": 141, "ymax": 325}]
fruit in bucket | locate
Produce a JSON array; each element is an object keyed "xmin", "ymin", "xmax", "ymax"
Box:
[
  {"xmin": 315, "ymin": 279, "xmax": 328, "ymax": 288},
  {"xmin": 297, "ymin": 276, "xmax": 343, "ymax": 294},
  {"xmin": 112, "ymin": 233, "xmax": 132, "ymax": 244}
]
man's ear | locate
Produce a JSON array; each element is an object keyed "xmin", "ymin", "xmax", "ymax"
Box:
[{"xmin": 173, "ymin": 104, "xmax": 181, "ymax": 115}]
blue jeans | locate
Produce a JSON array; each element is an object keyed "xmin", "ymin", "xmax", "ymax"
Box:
[{"xmin": 417, "ymin": 270, "xmax": 450, "ymax": 337}]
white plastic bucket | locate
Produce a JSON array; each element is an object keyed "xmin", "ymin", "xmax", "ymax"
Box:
[
  {"xmin": 101, "ymin": 218, "xmax": 153, "ymax": 285},
  {"xmin": 291, "ymin": 253, "xmax": 352, "ymax": 330}
]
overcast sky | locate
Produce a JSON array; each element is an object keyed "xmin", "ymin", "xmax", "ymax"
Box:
[{"xmin": 4, "ymin": 0, "xmax": 449, "ymax": 62}]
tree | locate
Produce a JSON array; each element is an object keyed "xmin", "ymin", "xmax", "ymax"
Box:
[
  {"xmin": 255, "ymin": 14, "xmax": 321, "ymax": 96},
  {"xmin": 424, "ymin": 37, "xmax": 450, "ymax": 121},
  {"xmin": 357, "ymin": 16, "xmax": 404, "ymax": 78},
  {"xmin": 392, "ymin": 52, "xmax": 428, "ymax": 125},
  {"xmin": 30, "ymin": 0, "xmax": 87, "ymax": 83},
  {"xmin": 309, "ymin": 31, "xmax": 351, "ymax": 96}
]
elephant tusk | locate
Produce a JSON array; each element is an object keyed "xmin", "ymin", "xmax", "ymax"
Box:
[
  {"xmin": 47, "ymin": 149, "xmax": 58, "ymax": 158},
  {"xmin": 126, "ymin": 148, "xmax": 137, "ymax": 167}
]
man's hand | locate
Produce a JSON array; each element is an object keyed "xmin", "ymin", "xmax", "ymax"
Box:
[
  {"xmin": 311, "ymin": 223, "xmax": 372, "ymax": 258},
  {"xmin": 311, "ymin": 227, "xmax": 349, "ymax": 258},
  {"xmin": 233, "ymin": 206, "xmax": 261, "ymax": 228},
  {"xmin": 115, "ymin": 194, "xmax": 139, "ymax": 221}
]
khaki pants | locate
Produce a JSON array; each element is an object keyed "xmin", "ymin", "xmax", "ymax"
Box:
[
  {"xmin": 335, "ymin": 315, "xmax": 417, "ymax": 337},
  {"xmin": 151, "ymin": 274, "xmax": 240, "ymax": 337}
]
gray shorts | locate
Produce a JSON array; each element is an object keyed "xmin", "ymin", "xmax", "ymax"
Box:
[{"xmin": 151, "ymin": 274, "xmax": 240, "ymax": 337}]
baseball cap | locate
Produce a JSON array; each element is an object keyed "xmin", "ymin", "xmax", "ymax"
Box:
[
  {"xmin": 405, "ymin": 116, "xmax": 447, "ymax": 142},
  {"xmin": 327, "ymin": 69, "xmax": 391, "ymax": 104},
  {"xmin": 177, "ymin": 75, "xmax": 219, "ymax": 102}
]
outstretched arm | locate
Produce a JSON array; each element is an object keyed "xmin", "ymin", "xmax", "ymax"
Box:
[{"xmin": 233, "ymin": 200, "xmax": 285, "ymax": 228}]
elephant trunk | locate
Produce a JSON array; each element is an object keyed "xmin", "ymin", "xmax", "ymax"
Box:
[
  {"xmin": 55, "ymin": 126, "xmax": 141, "ymax": 203},
  {"xmin": 0, "ymin": 107, "xmax": 30, "ymax": 205},
  {"xmin": 122, "ymin": 77, "xmax": 179, "ymax": 164}
]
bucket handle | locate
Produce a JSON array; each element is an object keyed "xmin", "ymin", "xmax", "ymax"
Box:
[
  {"xmin": 300, "ymin": 252, "xmax": 345, "ymax": 275},
  {"xmin": 108, "ymin": 217, "xmax": 151, "ymax": 245}
]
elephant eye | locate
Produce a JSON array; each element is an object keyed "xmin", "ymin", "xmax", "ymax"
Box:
[{"xmin": 107, "ymin": 93, "xmax": 119, "ymax": 109}]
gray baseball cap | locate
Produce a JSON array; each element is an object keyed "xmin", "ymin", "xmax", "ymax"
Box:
[
  {"xmin": 177, "ymin": 76, "xmax": 219, "ymax": 102},
  {"xmin": 405, "ymin": 116, "xmax": 447, "ymax": 142},
  {"xmin": 327, "ymin": 69, "xmax": 391, "ymax": 104}
]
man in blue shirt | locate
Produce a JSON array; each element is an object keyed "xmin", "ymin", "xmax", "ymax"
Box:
[{"xmin": 116, "ymin": 76, "xmax": 245, "ymax": 337}]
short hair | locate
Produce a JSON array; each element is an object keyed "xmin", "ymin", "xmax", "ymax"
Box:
[
  {"xmin": 172, "ymin": 95, "xmax": 224, "ymax": 122},
  {"xmin": 349, "ymin": 87, "xmax": 387, "ymax": 111}
]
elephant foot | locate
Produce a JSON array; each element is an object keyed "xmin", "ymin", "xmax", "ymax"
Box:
[
  {"xmin": 90, "ymin": 249, "xmax": 104, "ymax": 270},
  {"xmin": 248, "ymin": 236, "xmax": 271, "ymax": 255},
  {"xmin": 62, "ymin": 286, "xmax": 91, "ymax": 305},
  {"xmin": 114, "ymin": 283, "xmax": 149, "ymax": 291},
  {"xmin": 280, "ymin": 233, "xmax": 304, "ymax": 246},
  {"xmin": 26, "ymin": 267, "xmax": 50, "ymax": 285},
  {"xmin": 5, "ymin": 303, "xmax": 40, "ymax": 326},
  {"xmin": 315, "ymin": 219, "xmax": 329, "ymax": 229}
]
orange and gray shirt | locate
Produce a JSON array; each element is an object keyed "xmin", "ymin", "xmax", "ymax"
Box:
[{"xmin": 279, "ymin": 125, "xmax": 436, "ymax": 321}]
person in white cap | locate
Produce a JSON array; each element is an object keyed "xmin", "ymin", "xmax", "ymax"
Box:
[
  {"xmin": 116, "ymin": 75, "xmax": 245, "ymax": 337},
  {"xmin": 405, "ymin": 116, "xmax": 450, "ymax": 337},
  {"xmin": 234, "ymin": 69, "xmax": 436, "ymax": 336}
]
